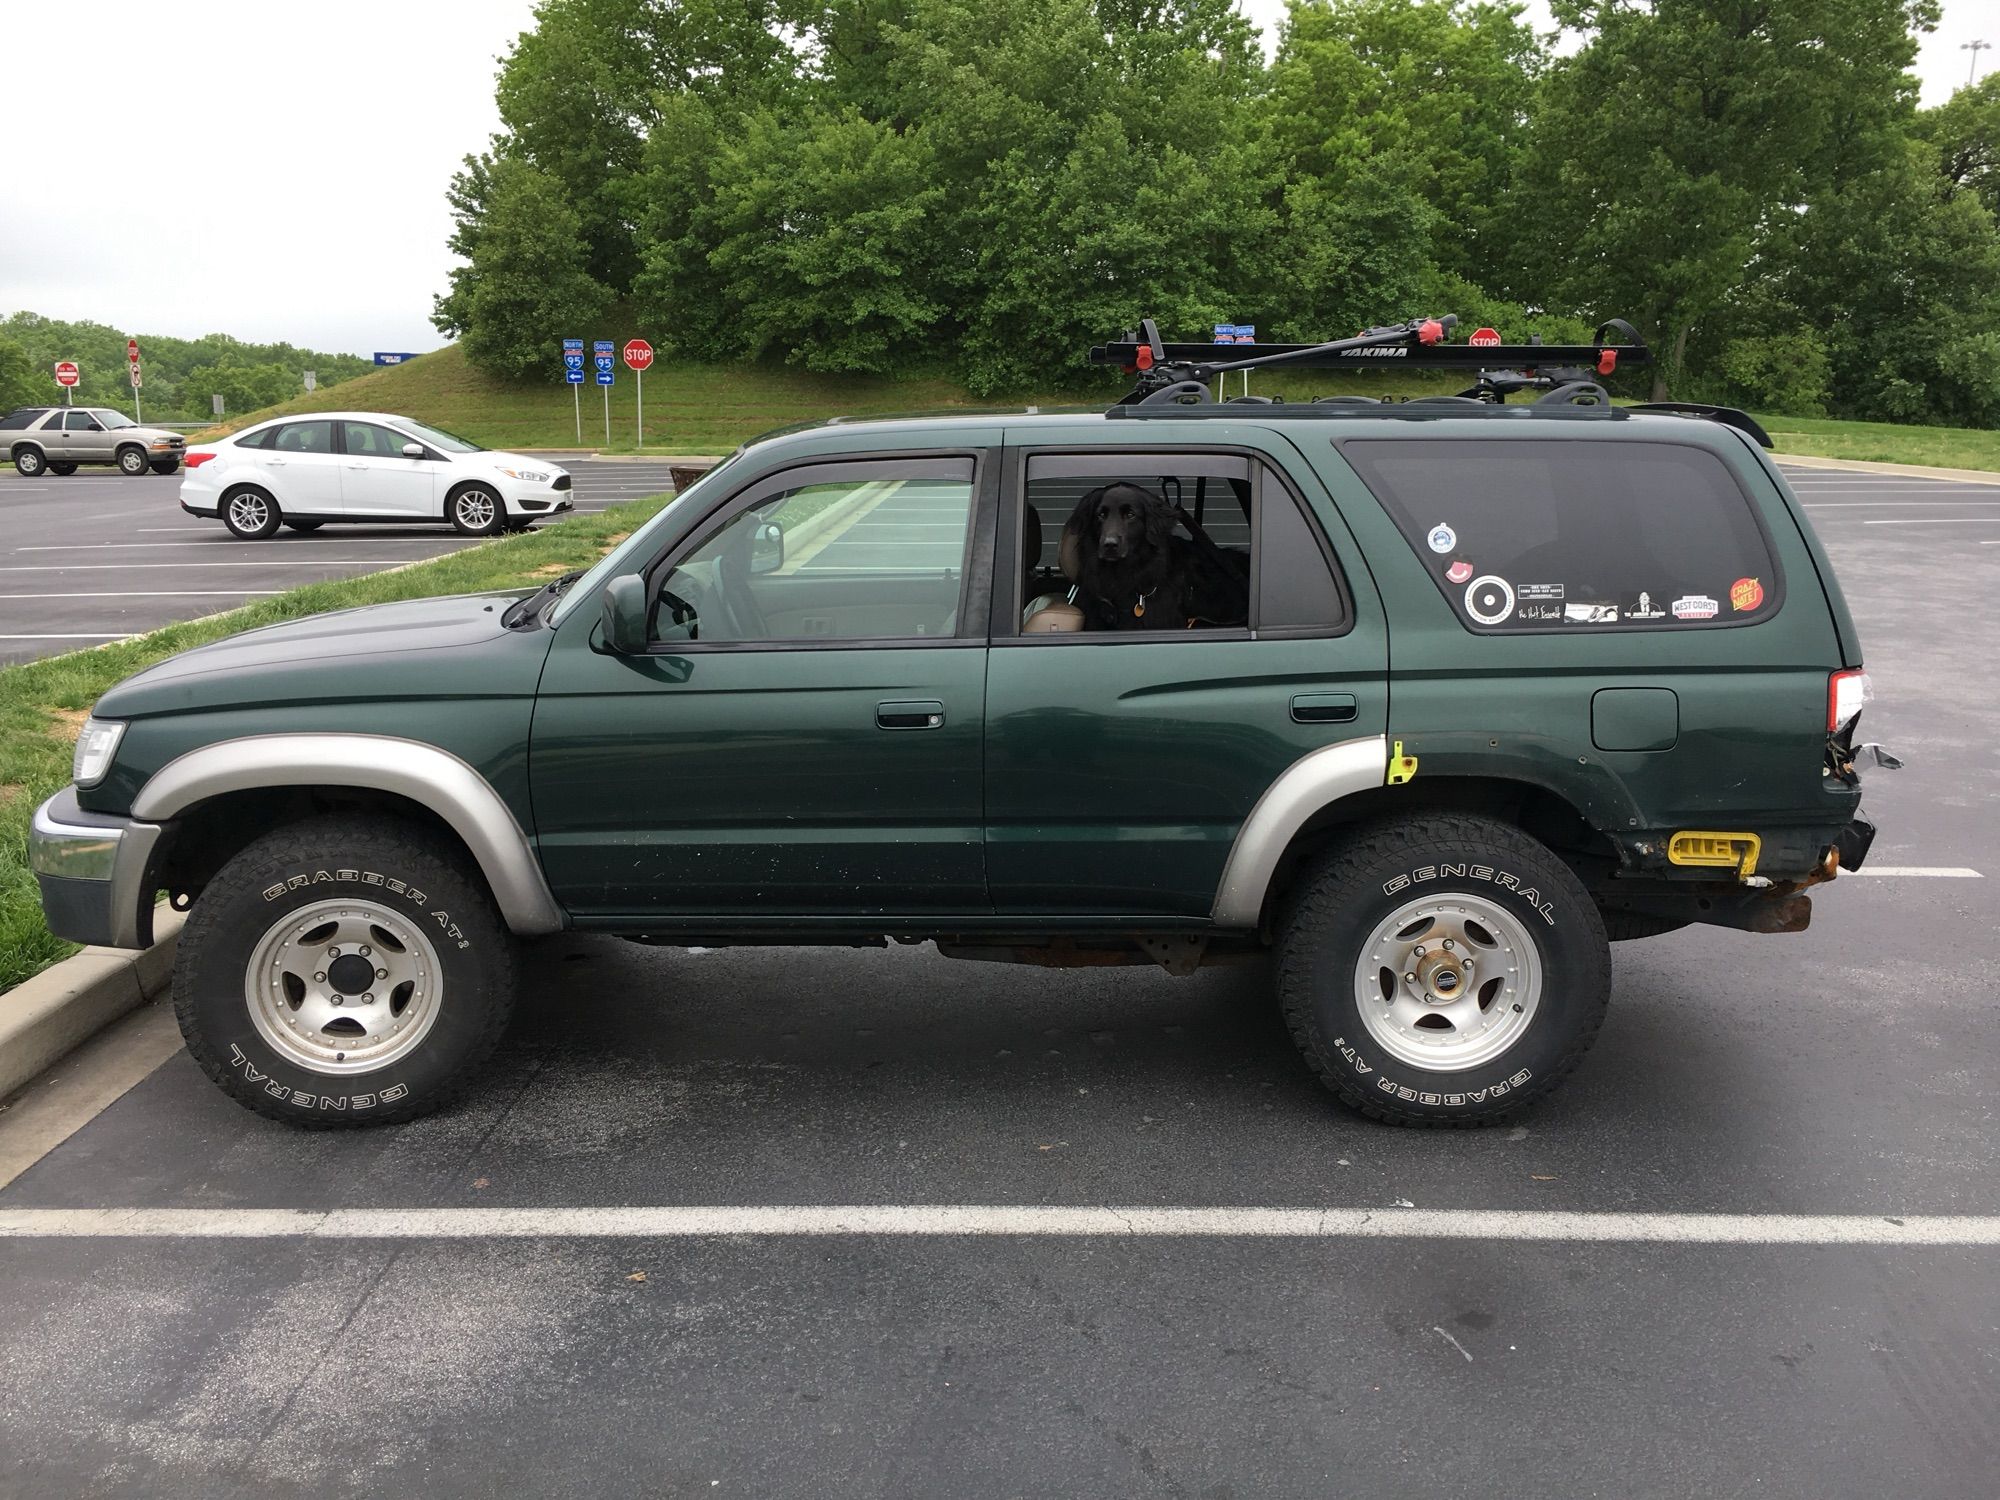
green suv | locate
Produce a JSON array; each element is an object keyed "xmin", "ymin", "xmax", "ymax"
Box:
[{"xmin": 29, "ymin": 323, "xmax": 1886, "ymax": 1128}]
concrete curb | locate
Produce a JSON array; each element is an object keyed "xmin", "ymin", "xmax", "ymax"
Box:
[
  {"xmin": 1773, "ymin": 453, "xmax": 2000, "ymax": 485},
  {"xmin": 0, "ymin": 908, "xmax": 183, "ymax": 1103}
]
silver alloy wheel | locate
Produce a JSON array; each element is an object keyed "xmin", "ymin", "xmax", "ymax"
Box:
[
  {"xmin": 227, "ymin": 492, "xmax": 270, "ymax": 533},
  {"xmin": 455, "ymin": 488, "xmax": 497, "ymax": 529},
  {"xmin": 243, "ymin": 899, "xmax": 444, "ymax": 1075},
  {"xmin": 1353, "ymin": 892, "xmax": 1544, "ymax": 1072},
  {"xmin": 119, "ymin": 447, "xmax": 147, "ymax": 474},
  {"xmin": 16, "ymin": 449, "xmax": 41, "ymax": 475}
]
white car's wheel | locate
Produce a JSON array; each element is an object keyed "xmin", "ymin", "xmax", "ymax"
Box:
[
  {"xmin": 222, "ymin": 487, "xmax": 282, "ymax": 540},
  {"xmin": 449, "ymin": 485, "xmax": 504, "ymax": 536}
]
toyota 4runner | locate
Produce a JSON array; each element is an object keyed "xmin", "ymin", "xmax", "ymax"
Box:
[{"xmin": 29, "ymin": 319, "xmax": 1890, "ymax": 1128}]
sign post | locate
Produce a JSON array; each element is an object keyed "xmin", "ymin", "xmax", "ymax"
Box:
[
  {"xmin": 623, "ymin": 339, "xmax": 654, "ymax": 448},
  {"xmin": 127, "ymin": 339, "xmax": 142, "ymax": 423},
  {"xmin": 212, "ymin": 393, "xmax": 224, "ymax": 418},
  {"xmin": 562, "ymin": 338, "xmax": 585, "ymax": 443},
  {"xmin": 53, "ymin": 361, "xmax": 79, "ymax": 405},
  {"xmin": 303, "ymin": 370, "xmax": 316, "ymax": 393},
  {"xmin": 593, "ymin": 340, "xmax": 614, "ymax": 447}
]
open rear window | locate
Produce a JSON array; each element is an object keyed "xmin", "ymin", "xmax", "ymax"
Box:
[{"xmin": 1340, "ymin": 438, "xmax": 1779, "ymax": 630}]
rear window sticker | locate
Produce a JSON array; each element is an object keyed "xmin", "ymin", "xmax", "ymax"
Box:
[
  {"xmin": 1464, "ymin": 575, "xmax": 1514, "ymax": 624},
  {"xmin": 1446, "ymin": 560, "xmax": 1474, "ymax": 584},
  {"xmin": 1730, "ymin": 577, "xmax": 1765, "ymax": 611},
  {"xmin": 1629, "ymin": 592, "xmax": 1666, "ymax": 620},
  {"xmin": 1518, "ymin": 602, "xmax": 1564, "ymax": 623},
  {"xmin": 1427, "ymin": 523, "xmax": 1458, "ymax": 554},
  {"xmin": 1564, "ymin": 602, "xmax": 1619, "ymax": 624},
  {"xmin": 1517, "ymin": 583, "xmax": 1564, "ymax": 602},
  {"xmin": 1673, "ymin": 594, "xmax": 1720, "ymax": 620}
]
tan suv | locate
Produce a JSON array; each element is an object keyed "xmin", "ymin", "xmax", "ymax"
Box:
[{"xmin": 1, "ymin": 406, "xmax": 187, "ymax": 476}]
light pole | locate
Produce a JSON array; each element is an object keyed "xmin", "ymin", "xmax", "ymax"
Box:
[{"xmin": 1967, "ymin": 40, "xmax": 1991, "ymax": 86}]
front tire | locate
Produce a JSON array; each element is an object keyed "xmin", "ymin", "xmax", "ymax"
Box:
[
  {"xmin": 13, "ymin": 447, "xmax": 45, "ymax": 477},
  {"xmin": 117, "ymin": 445, "xmax": 150, "ymax": 476},
  {"xmin": 174, "ymin": 814, "xmax": 516, "ymax": 1128},
  {"xmin": 151, "ymin": 460, "xmax": 181, "ymax": 475},
  {"xmin": 49, "ymin": 462, "xmax": 78, "ymax": 476},
  {"xmin": 448, "ymin": 485, "xmax": 504, "ymax": 536},
  {"xmin": 222, "ymin": 487, "xmax": 281, "ymax": 539},
  {"xmin": 1276, "ymin": 814, "xmax": 1611, "ymax": 1126}
]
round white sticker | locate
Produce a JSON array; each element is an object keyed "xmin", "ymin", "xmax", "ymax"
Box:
[
  {"xmin": 1464, "ymin": 575, "xmax": 1515, "ymax": 625},
  {"xmin": 1427, "ymin": 523, "xmax": 1457, "ymax": 554}
]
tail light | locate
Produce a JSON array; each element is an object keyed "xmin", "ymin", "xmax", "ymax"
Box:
[
  {"xmin": 184, "ymin": 451, "xmax": 218, "ymax": 469},
  {"xmin": 1829, "ymin": 669, "xmax": 1870, "ymax": 733}
]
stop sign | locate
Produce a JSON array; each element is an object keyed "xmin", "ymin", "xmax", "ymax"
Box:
[
  {"xmin": 1467, "ymin": 326, "xmax": 1502, "ymax": 348},
  {"xmin": 623, "ymin": 339, "xmax": 654, "ymax": 371},
  {"xmin": 53, "ymin": 361, "xmax": 80, "ymax": 388}
]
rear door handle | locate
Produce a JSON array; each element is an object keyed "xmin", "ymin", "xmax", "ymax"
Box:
[
  {"xmin": 1291, "ymin": 692, "xmax": 1357, "ymax": 724},
  {"xmin": 877, "ymin": 700, "xmax": 945, "ymax": 730}
]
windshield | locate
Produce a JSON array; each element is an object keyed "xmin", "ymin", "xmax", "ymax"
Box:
[
  {"xmin": 394, "ymin": 418, "xmax": 482, "ymax": 454},
  {"xmin": 548, "ymin": 452, "xmax": 746, "ymax": 625},
  {"xmin": 97, "ymin": 410, "xmax": 135, "ymax": 429}
]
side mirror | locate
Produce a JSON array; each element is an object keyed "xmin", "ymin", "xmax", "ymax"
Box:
[
  {"xmin": 750, "ymin": 519, "xmax": 785, "ymax": 575},
  {"xmin": 599, "ymin": 575, "xmax": 649, "ymax": 653},
  {"xmin": 401, "ymin": 442, "xmax": 425, "ymax": 459}
]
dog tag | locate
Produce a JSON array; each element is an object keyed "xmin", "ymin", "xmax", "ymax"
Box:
[{"xmin": 1133, "ymin": 599, "xmax": 1146, "ymax": 619}]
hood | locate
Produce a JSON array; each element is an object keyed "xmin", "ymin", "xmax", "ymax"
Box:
[
  {"xmin": 481, "ymin": 450, "xmax": 562, "ymax": 477},
  {"xmin": 93, "ymin": 590, "xmax": 543, "ymax": 720},
  {"xmin": 129, "ymin": 425, "xmax": 186, "ymax": 444}
]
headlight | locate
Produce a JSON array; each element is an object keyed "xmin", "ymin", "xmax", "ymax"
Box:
[
  {"xmin": 496, "ymin": 467, "xmax": 550, "ymax": 483},
  {"xmin": 73, "ymin": 718, "xmax": 126, "ymax": 788}
]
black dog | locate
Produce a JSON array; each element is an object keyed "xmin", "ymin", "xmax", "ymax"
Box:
[{"xmin": 1061, "ymin": 482, "xmax": 1247, "ymax": 631}]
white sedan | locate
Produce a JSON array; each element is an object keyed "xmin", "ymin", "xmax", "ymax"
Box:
[{"xmin": 179, "ymin": 411, "xmax": 573, "ymax": 539}]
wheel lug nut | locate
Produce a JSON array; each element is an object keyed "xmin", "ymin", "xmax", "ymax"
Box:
[
  {"xmin": 376, "ymin": 968, "xmax": 389, "ymax": 980},
  {"xmin": 314, "ymin": 972, "xmax": 327, "ymax": 983},
  {"xmin": 359, "ymin": 945, "xmax": 371, "ymax": 958},
  {"xmin": 1413, "ymin": 945, "xmax": 1426, "ymax": 957},
  {"xmin": 327, "ymin": 947, "xmax": 340, "ymax": 958},
  {"xmin": 362, "ymin": 993, "xmax": 375, "ymax": 1005},
  {"xmin": 330, "ymin": 996, "xmax": 343, "ymax": 1007},
  {"xmin": 1404, "ymin": 972, "xmax": 1417, "ymax": 984},
  {"xmin": 1441, "ymin": 939, "xmax": 1454, "ymax": 950}
]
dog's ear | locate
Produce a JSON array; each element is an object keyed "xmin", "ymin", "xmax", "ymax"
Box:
[
  {"xmin": 1060, "ymin": 486, "xmax": 1105, "ymax": 582},
  {"xmin": 1139, "ymin": 486, "xmax": 1177, "ymax": 552}
]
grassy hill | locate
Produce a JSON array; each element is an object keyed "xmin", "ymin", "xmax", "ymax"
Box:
[{"xmin": 197, "ymin": 343, "xmax": 2000, "ymax": 471}]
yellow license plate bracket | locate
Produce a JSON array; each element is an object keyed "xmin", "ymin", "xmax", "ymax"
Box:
[{"xmin": 1667, "ymin": 830, "xmax": 1762, "ymax": 877}]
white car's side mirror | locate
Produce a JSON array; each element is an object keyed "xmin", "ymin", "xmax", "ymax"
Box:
[{"xmin": 401, "ymin": 442, "xmax": 425, "ymax": 459}]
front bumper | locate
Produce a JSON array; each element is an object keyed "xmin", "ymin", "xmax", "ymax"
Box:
[{"xmin": 30, "ymin": 788, "xmax": 164, "ymax": 949}]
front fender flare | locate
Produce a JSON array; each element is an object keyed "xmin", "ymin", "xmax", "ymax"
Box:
[{"xmin": 133, "ymin": 733, "xmax": 565, "ymax": 936}]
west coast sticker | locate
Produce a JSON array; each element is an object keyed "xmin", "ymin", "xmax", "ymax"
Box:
[
  {"xmin": 1563, "ymin": 602, "xmax": 1618, "ymax": 624},
  {"xmin": 1730, "ymin": 576, "xmax": 1765, "ymax": 611},
  {"xmin": 1445, "ymin": 560, "xmax": 1474, "ymax": 584},
  {"xmin": 1673, "ymin": 594, "xmax": 1719, "ymax": 620},
  {"xmin": 1463, "ymin": 575, "xmax": 1514, "ymax": 624},
  {"xmin": 1427, "ymin": 523, "xmax": 1458, "ymax": 554}
]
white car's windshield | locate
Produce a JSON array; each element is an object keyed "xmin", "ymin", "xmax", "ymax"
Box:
[
  {"xmin": 96, "ymin": 410, "xmax": 135, "ymax": 429},
  {"xmin": 395, "ymin": 418, "xmax": 482, "ymax": 454}
]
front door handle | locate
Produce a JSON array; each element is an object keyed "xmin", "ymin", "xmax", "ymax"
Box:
[
  {"xmin": 877, "ymin": 700, "xmax": 945, "ymax": 730},
  {"xmin": 1291, "ymin": 692, "xmax": 1357, "ymax": 724}
]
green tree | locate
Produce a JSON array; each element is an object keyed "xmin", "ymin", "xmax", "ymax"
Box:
[
  {"xmin": 1916, "ymin": 74, "xmax": 2000, "ymax": 219},
  {"xmin": 433, "ymin": 159, "xmax": 612, "ymax": 380},
  {"xmin": 1515, "ymin": 0, "xmax": 1939, "ymax": 400},
  {"xmin": 0, "ymin": 335, "xmax": 39, "ymax": 412}
]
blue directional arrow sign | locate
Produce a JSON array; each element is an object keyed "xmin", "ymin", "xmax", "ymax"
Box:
[
  {"xmin": 594, "ymin": 369, "xmax": 614, "ymax": 385},
  {"xmin": 566, "ymin": 369, "xmax": 585, "ymax": 384}
]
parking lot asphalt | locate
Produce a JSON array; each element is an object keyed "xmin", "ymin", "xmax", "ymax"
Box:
[
  {"xmin": 0, "ymin": 461, "xmax": 1995, "ymax": 1497},
  {"xmin": 0, "ymin": 454, "xmax": 682, "ymax": 666}
]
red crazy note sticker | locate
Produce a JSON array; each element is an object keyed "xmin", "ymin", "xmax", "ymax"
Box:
[
  {"xmin": 1729, "ymin": 577, "xmax": 1765, "ymax": 612},
  {"xmin": 1446, "ymin": 561, "xmax": 1474, "ymax": 584}
]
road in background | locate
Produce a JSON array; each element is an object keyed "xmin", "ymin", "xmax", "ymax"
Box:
[
  {"xmin": 0, "ymin": 456, "xmax": 681, "ymax": 666},
  {"xmin": 0, "ymin": 458, "xmax": 1994, "ymax": 1496}
]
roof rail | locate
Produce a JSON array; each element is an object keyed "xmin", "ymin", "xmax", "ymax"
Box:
[
  {"xmin": 1624, "ymin": 402, "xmax": 1774, "ymax": 449},
  {"xmin": 1093, "ymin": 316, "xmax": 1652, "ymax": 406}
]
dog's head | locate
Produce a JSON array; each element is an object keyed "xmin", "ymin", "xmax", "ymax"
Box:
[{"xmin": 1066, "ymin": 482, "xmax": 1174, "ymax": 569}]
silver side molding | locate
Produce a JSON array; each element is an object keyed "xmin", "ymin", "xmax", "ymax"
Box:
[
  {"xmin": 134, "ymin": 734, "xmax": 566, "ymax": 937},
  {"xmin": 1211, "ymin": 735, "xmax": 1387, "ymax": 929}
]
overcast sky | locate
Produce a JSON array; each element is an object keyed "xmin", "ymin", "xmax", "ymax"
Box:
[{"xmin": 0, "ymin": 0, "xmax": 1987, "ymax": 358}]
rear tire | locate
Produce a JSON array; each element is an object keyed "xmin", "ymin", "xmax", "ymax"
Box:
[
  {"xmin": 49, "ymin": 462, "xmax": 78, "ymax": 476},
  {"xmin": 13, "ymin": 447, "xmax": 45, "ymax": 477},
  {"xmin": 174, "ymin": 814, "xmax": 516, "ymax": 1128},
  {"xmin": 222, "ymin": 487, "xmax": 281, "ymax": 539},
  {"xmin": 1276, "ymin": 813, "xmax": 1611, "ymax": 1127},
  {"xmin": 448, "ymin": 484, "xmax": 504, "ymax": 536},
  {"xmin": 151, "ymin": 460, "xmax": 181, "ymax": 475},
  {"xmin": 117, "ymin": 446, "xmax": 149, "ymax": 476}
]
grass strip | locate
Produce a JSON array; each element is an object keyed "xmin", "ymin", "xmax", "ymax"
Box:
[{"xmin": 0, "ymin": 492, "xmax": 676, "ymax": 995}]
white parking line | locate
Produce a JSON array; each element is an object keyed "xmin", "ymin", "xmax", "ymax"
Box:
[
  {"xmin": 1852, "ymin": 867, "xmax": 1983, "ymax": 878},
  {"xmin": 1861, "ymin": 518, "xmax": 2000, "ymax": 526},
  {"xmin": 0, "ymin": 633, "xmax": 136, "ymax": 641},
  {"xmin": 1803, "ymin": 501, "xmax": 2000, "ymax": 508},
  {"xmin": 14, "ymin": 541, "xmax": 461, "ymax": 552},
  {"xmin": 0, "ymin": 1205, "xmax": 1995, "ymax": 1245},
  {"xmin": 0, "ymin": 562, "xmax": 425, "ymax": 571},
  {"xmin": 0, "ymin": 591, "xmax": 282, "ymax": 599}
]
